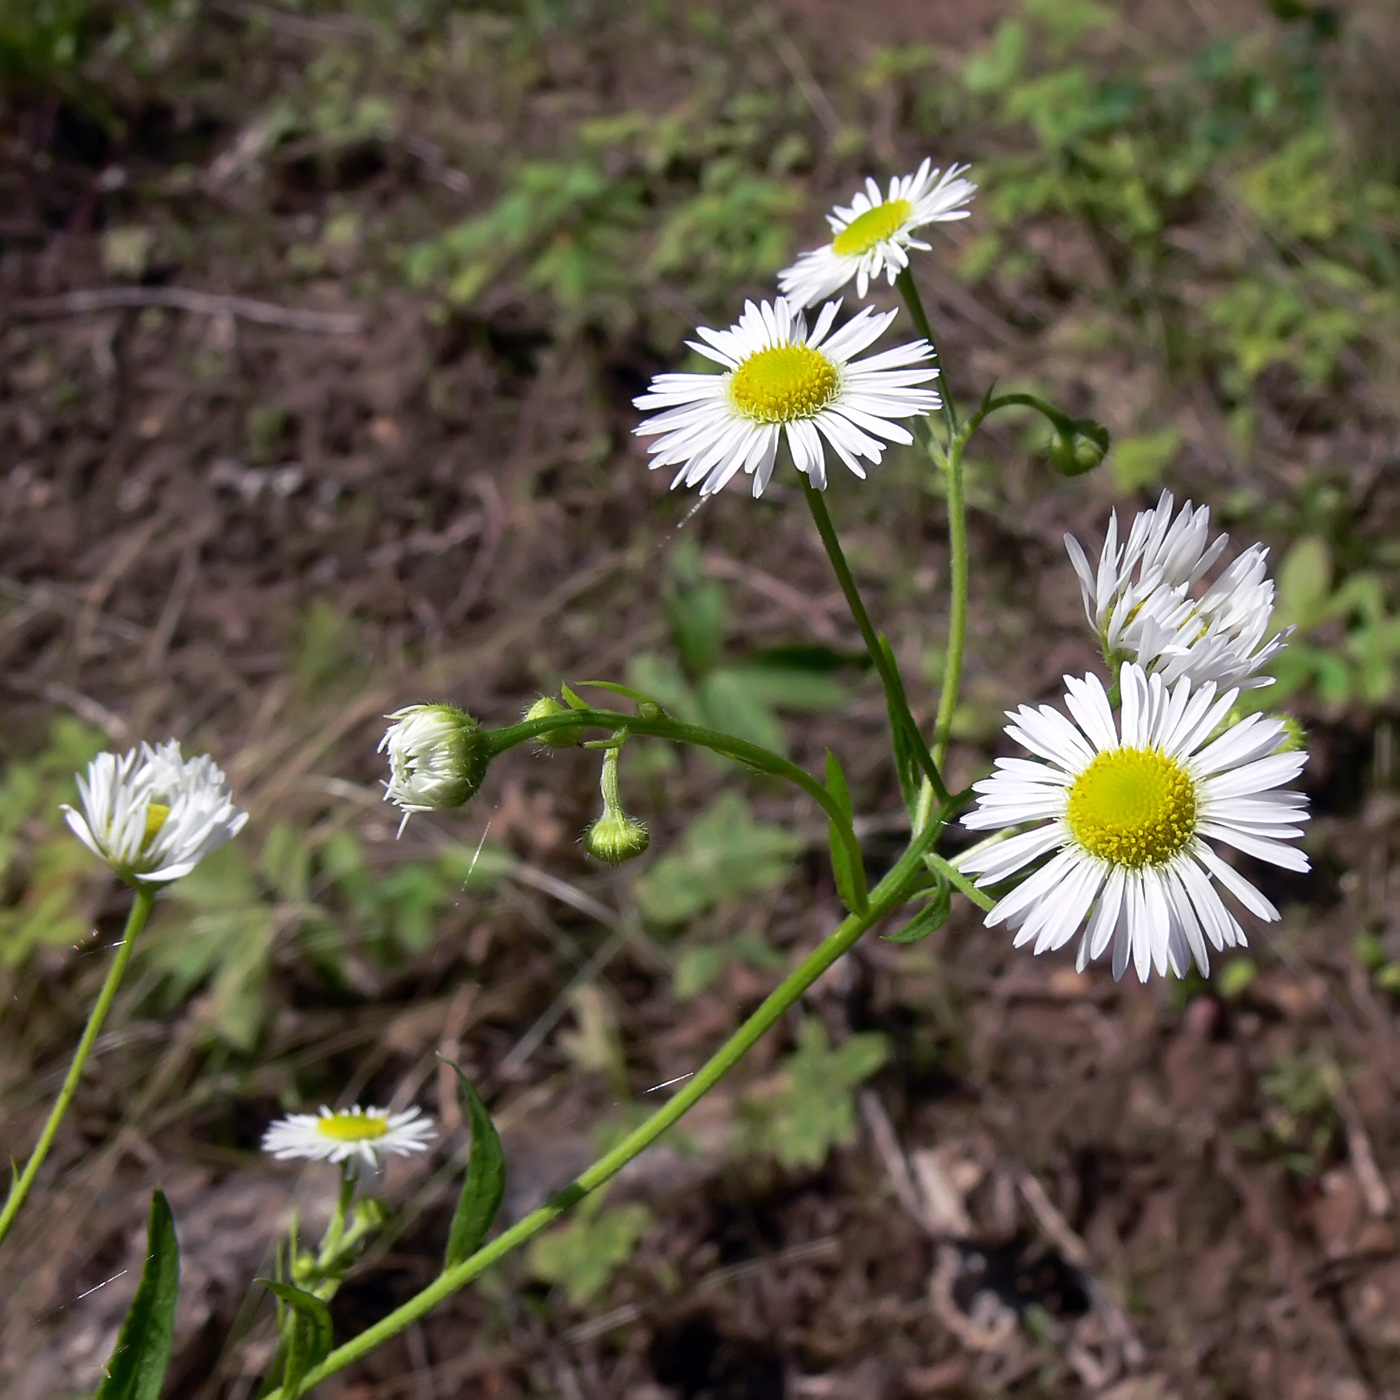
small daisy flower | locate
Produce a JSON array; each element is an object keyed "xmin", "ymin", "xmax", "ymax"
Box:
[
  {"xmin": 261, "ymin": 1105, "xmax": 437, "ymax": 1169},
  {"xmin": 778, "ymin": 159, "xmax": 976, "ymax": 307},
  {"xmin": 380, "ymin": 703, "xmax": 490, "ymax": 833},
  {"xmin": 960, "ymin": 664, "xmax": 1309, "ymax": 982},
  {"xmin": 633, "ymin": 296, "xmax": 939, "ymax": 498},
  {"xmin": 1064, "ymin": 490, "xmax": 1290, "ymax": 688},
  {"xmin": 62, "ymin": 741, "xmax": 248, "ymax": 886}
]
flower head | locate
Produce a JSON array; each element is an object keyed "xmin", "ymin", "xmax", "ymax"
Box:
[
  {"xmin": 778, "ymin": 159, "xmax": 976, "ymax": 307},
  {"xmin": 261, "ymin": 1104, "xmax": 436, "ymax": 1169},
  {"xmin": 960, "ymin": 664, "xmax": 1309, "ymax": 982},
  {"xmin": 380, "ymin": 703, "xmax": 490, "ymax": 832},
  {"xmin": 62, "ymin": 741, "xmax": 247, "ymax": 886},
  {"xmin": 633, "ymin": 296, "xmax": 939, "ymax": 498},
  {"xmin": 1064, "ymin": 490, "xmax": 1290, "ymax": 688}
]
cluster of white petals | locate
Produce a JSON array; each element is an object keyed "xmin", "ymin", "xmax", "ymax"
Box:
[
  {"xmin": 962, "ymin": 666, "xmax": 1308, "ymax": 982},
  {"xmin": 1065, "ymin": 489, "xmax": 1290, "ymax": 689},
  {"xmin": 778, "ymin": 159, "xmax": 977, "ymax": 307},
  {"xmin": 63, "ymin": 741, "xmax": 247, "ymax": 885},
  {"xmin": 261, "ymin": 1105, "xmax": 437, "ymax": 1169},
  {"xmin": 633, "ymin": 296, "xmax": 939, "ymax": 498}
]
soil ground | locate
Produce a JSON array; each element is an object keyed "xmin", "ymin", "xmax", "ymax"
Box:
[{"xmin": 1, "ymin": 2, "xmax": 1398, "ymax": 1398}]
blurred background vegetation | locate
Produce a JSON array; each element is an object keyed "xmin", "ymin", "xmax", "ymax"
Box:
[{"xmin": 1, "ymin": 0, "xmax": 1398, "ymax": 1395}]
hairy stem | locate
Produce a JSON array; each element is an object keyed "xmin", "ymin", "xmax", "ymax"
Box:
[
  {"xmin": 0, "ymin": 886, "xmax": 155, "ymax": 1250},
  {"xmin": 895, "ymin": 266, "xmax": 958, "ymax": 440}
]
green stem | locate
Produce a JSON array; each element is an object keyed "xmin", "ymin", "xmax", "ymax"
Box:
[
  {"xmin": 800, "ymin": 480, "xmax": 950, "ymax": 807},
  {"xmin": 0, "ymin": 886, "xmax": 155, "ymax": 1250},
  {"xmin": 895, "ymin": 267, "xmax": 958, "ymax": 440},
  {"xmin": 931, "ymin": 441, "xmax": 968, "ymax": 771},
  {"xmin": 924, "ymin": 852, "xmax": 995, "ymax": 912},
  {"xmin": 489, "ymin": 705, "xmax": 869, "ymax": 912},
  {"xmin": 263, "ymin": 802, "xmax": 958, "ymax": 1400}
]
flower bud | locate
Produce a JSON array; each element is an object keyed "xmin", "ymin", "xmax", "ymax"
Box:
[
  {"xmin": 584, "ymin": 809, "xmax": 650, "ymax": 865},
  {"xmin": 1049, "ymin": 418, "xmax": 1109, "ymax": 476},
  {"xmin": 524, "ymin": 695, "xmax": 581, "ymax": 748},
  {"xmin": 379, "ymin": 703, "xmax": 490, "ymax": 831}
]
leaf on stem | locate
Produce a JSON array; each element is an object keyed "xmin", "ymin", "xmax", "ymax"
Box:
[
  {"xmin": 95, "ymin": 1190, "xmax": 180, "ymax": 1400},
  {"xmin": 823, "ymin": 750, "xmax": 867, "ymax": 914},
  {"xmin": 878, "ymin": 636, "xmax": 923, "ymax": 813},
  {"xmin": 259, "ymin": 1280, "xmax": 333, "ymax": 1400},
  {"xmin": 442, "ymin": 1061, "xmax": 507, "ymax": 1268},
  {"xmin": 884, "ymin": 875, "xmax": 952, "ymax": 943}
]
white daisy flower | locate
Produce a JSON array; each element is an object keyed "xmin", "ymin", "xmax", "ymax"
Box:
[
  {"xmin": 1064, "ymin": 490, "xmax": 1290, "ymax": 688},
  {"xmin": 778, "ymin": 159, "xmax": 976, "ymax": 307},
  {"xmin": 380, "ymin": 703, "xmax": 489, "ymax": 833},
  {"xmin": 262, "ymin": 1104, "xmax": 437, "ymax": 1169},
  {"xmin": 633, "ymin": 296, "xmax": 939, "ymax": 498},
  {"xmin": 62, "ymin": 741, "xmax": 248, "ymax": 886},
  {"xmin": 960, "ymin": 664, "xmax": 1309, "ymax": 982}
]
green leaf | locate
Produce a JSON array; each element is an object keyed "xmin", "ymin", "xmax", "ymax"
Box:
[
  {"xmin": 824, "ymin": 751, "xmax": 867, "ymax": 915},
  {"xmin": 95, "ymin": 1190, "xmax": 180, "ymax": 1400},
  {"xmin": 747, "ymin": 1018, "xmax": 889, "ymax": 1171},
  {"xmin": 574, "ymin": 679, "xmax": 668, "ymax": 715},
  {"xmin": 443, "ymin": 1062, "xmax": 507, "ymax": 1268},
  {"xmin": 1275, "ymin": 536, "xmax": 1333, "ymax": 630},
  {"xmin": 527, "ymin": 1202, "xmax": 653, "ymax": 1305},
  {"xmin": 885, "ymin": 878, "xmax": 952, "ymax": 943},
  {"xmin": 633, "ymin": 793, "xmax": 803, "ymax": 925},
  {"xmin": 879, "ymin": 637, "xmax": 922, "ymax": 815},
  {"xmin": 694, "ymin": 668, "xmax": 787, "ymax": 753},
  {"xmin": 259, "ymin": 1280, "xmax": 333, "ymax": 1400}
]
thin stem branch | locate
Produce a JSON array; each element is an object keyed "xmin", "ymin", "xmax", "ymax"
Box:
[
  {"xmin": 263, "ymin": 800, "xmax": 957, "ymax": 1399},
  {"xmin": 931, "ymin": 444, "xmax": 968, "ymax": 770},
  {"xmin": 925, "ymin": 852, "xmax": 995, "ymax": 912},
  {"xmin": 0, "ymin": 886, "xmax": 155, "ymax": 1250},
  {"xmin": 800, "ymin": 480, "xmax": 949, "ymax": 807},
  {"xmin": 489, "ymin": 705, "xmax": 870, "ymax": 911}
]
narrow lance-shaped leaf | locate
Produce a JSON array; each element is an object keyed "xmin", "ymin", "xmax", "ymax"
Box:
[
  {"xmin": 824, "ymin": 750, "xmax": 867, "ymax": 914},
  {"xmin": 95, "ymin": 1189, "xmax": 180, "ymax": 1400},
  {"xmin": 443, "ymin": 1060, "xmax": 506, "ymax": 1268},
  {"xmin": 884, "ymin": 875, "xmax": 952, "ymax": 944},
  {"xmin": 258, "ymin": 1279, "xmax": 333, "ymax": 1400},
  {"xmin": 879, "ymin": 636, "xmax": 922, "ymax": 814}
]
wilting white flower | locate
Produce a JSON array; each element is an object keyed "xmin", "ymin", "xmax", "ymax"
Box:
[
  {"xmin": 62, "ymin": 741, "xmax": 247, "ymax": 885},
  {"xmin": 779, "ymin": 159, "xmax": 976, "ymax": 307},
  {"xmin": 1064, "ymin": 490, "xmax": 1289, "ymax": 688},
  {"xmin": 960, "ymin": 664, "xmax": 1309, "ymax": 982},
  {"xmin": 633, "ymin": 296, "xmax": 939, "ymax": 498},
  {"xmin": 379, "ymin": 703, "xmax": 489, "ymax": 832},
  {"xmin": 262, "ymin": 1105, "xmax": 436, "ymax": 1169}
]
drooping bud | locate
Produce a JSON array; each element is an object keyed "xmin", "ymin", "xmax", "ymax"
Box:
[
  {"xmin": 524, "ymin": 695, "xmax": 581, "ymax": 748},
  {"xmin": 379, "ymin": 703, "xmax": 490, "ymax": 832},
  {"xmin": 582, "ymin": 741, "xmax": 648, "ymax": 864},
  {"xmin": 1049, "ymin": 418, "xmax": 1110, "ymax": 476},
  {"xmin": 584, "ymin": 809, "xmax": 650, "ymax": 864}
]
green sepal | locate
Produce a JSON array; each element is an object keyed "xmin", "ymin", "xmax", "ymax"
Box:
[
  {"xmin": 259, "ymin": 1279, "xmax": 333, "ymax": 1399},
  {"xmin": 823, "ymin": 751, "xmax": 867, "ymax": 914},
  {"xmin": 878, "ymin": 636, "xmax": 922, "ymax": 815},
  {"xmin": 884, "ymin": 876, "xmax": 952, "ymax": 944},
  {"xmin": 95, "ymin": 1190, "xmax": 180, "ymax": 1400},
  {"xmin": 442, "ymin": 1060, "xmax": 507, "ymax": 1268}
]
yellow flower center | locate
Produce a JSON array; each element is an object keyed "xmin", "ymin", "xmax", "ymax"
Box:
[
  {"xmin": 141, "ymin": 802, "xmax": 171, "ymax": 851},
  {"xmin": 729, "ymin": 344, "xmax": 839, "ymax": 424},
  {"xmin": 831, "ymin": 197, "xmax": 913, "ymax": 257},
  {"xmin": 1065, "ymin": 747, "xmax": 1197, "ymax": 868},
  {"xmin": 316, "ymin": 1111, "xmax": 390, "ymax": 1143}
]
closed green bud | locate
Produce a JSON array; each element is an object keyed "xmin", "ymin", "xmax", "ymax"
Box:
[
  {"xmin": 1273, "ymin": 712, "xmax": 1307, "ymax": 753},
  {"xmin": 524, "ymin": 695, "xmax": 582, "ymax": 748},
  {"xmin": 1050, "ymin": 418, "xmax": 1110, "ymax": 476},
  {"xmin": 584, "ymin": 810, "xmax": 650, "ymax": 865},
  {"xmin": 379, "ymin": 703, "xmax": 490, "ymax": 831}
]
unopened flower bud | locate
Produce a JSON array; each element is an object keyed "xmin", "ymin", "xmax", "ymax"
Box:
[
  {"xmin": 524, "ymin": 695, "xmax": 581, "ymax": 748},
  {"xmin": 584, "ymin": 809, "xmax": 650, "ymax": 864},
  {"xmin": 379, "ymin": 703, "xmax": 489, "ymax": 832},
  {"xmin": 1050, "ymin": 418, "xmax": 1109, "ymax": 476},
  {"xmin": 1273, "ymin": 712, "xmax": 1307, "ymax": 753}
]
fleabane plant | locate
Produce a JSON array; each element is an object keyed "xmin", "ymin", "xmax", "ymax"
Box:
[{"xmin": 14, "ymin": 152, "xmax": 1316, "ymax": 1400}]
